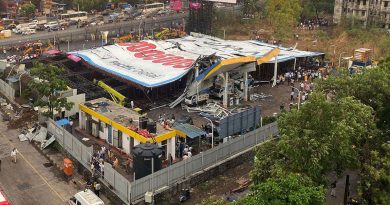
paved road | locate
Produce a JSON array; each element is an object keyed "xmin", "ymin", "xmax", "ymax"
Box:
[
  {"xmin": 0, "ymin": 118, "xmax": 78, "ymax": 205},
  {"xmin": 0, "ymin": 13, "xmax": 188, "ymax": 47}
]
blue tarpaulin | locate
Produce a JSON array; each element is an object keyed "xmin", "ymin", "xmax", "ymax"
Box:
[{"xmin": 55, "ymin": 118, "xmax": 70, "ymax": 126}]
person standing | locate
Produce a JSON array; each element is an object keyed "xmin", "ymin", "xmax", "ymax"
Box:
[
  {"xmin": 290, "ymin": 90, "xmax": 295, "ymax": 101},
  {"xmin": 330, "ymin": 181, "xmax": 337, "ymax": 197},
  {"xmin": 94, "ymin": 182, "xmax": 101, "ymax": 197},
  {"xmin": 11, "ymin": 148, "xmax": 18, "ymax": 163}
]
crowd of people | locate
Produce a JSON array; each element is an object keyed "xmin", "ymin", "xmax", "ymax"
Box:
[
  {"xmin": 176, "ymin": 141, "xmax": 193, "ymax": 161},
  {"xmin": 297, "ymin": 18, "xmax": 330, "ymax": 30},
  {"xmin": 275, "ymin": 66, "xmax": 329, "ymax": 111}
]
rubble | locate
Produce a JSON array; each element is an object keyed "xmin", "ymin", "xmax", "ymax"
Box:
[{"xmin": 183, "ymin": 102, "xmax": 232, "ymax": 120}]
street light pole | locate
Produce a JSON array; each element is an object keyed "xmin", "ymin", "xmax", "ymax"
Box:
[
  {"xmin": 203, "ymin": 117, "xmax": 214, "ymax": 148},
  {"xmin": 138, "ymin": 19, "xmax": 143, "ymax": 41},
  {"xmin": 291, "ymin": 86, "xmax": 301, "ymax": 110},
  {"xmin": 330, "ymin": 45, "xmax": 336, "ymax": 67},
  {"xmin": 338, "ymin": 52, "xmax": 346, "ymax": 68},
  {"xmin": 19, "ymin": 71, "xmax": 27, "ymax": 97}
]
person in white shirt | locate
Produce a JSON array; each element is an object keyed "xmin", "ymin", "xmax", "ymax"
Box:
[
  {"xmin": 187, "ymin": 151, "xmax": 192, "ymax": 158},
  {"xmin": 11, "ymin": 148, "xmax": 18, "ymax": 163}
]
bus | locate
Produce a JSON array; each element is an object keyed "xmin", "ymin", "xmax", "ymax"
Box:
[
  {"xmin": 59, "ymin": 11, "xmax": 88, "ymax": 22},
  {"xmin": 137, "ymin": 3, "xmax": 165, "ymax": 14}
]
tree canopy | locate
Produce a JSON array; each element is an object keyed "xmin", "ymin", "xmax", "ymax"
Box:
[
  {"xmin": 252, "ymin": 92, "xmax": 376, "ymax": 184},
  {"xmin": 236, "ymin": 173, "xmax": 325, "ymax": 205},
  {"xmin": 245, "ymin": 60, "xmax": 390, "ymax": 204},
  {"xmin": 265, "ymin": 0, "xmax": 302, "ymax": 38},
  {"xmin": 20, "ymin": 3, "xmax": 36, "ymax": 17},
  {"xmin": 27, "ymin": 62, "xmax": 73, "ymax": 118}
]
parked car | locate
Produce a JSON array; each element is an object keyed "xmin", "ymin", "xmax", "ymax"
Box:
[
  {"xmin": 28, "ymin": 23, "xmax": 37, "ymax": 29},
  {"xmin": 22, "ymin": 28, "xmax": 36, "ymax": 35},
  {"xmin": 59, "ymin": 21, "xmax": 69, "ymax": 28},
  {"xmin": 5, "ymin": 23, "xmax": 16, "ymax": 30},
  {"xmin": 68, "ymin": 189, "xmax": 104, "ymax": 205},
  {"xmin": 36, "ymin": 24, "xmax": 45, "ymax": 31},
  {"xmin": 68, "ymin": 20, "xmax": 78, "ymax": 26},
  {"xmin": 44, "ymin": 21, "xmax": 59, "ymax": 29},
  {"xmin": 0, "ymin": 190, "xmax": 10, "ymax": 205},
  {"xmin": 47, "ymin": 25, "xmax": 60, "ymax": 32}
]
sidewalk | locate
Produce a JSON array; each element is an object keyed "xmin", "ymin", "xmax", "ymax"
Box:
[
  {"xmin": 0, "ymin": 116, "xmax": 77, "ymax": 204},
  {"xmin": 326, "ymin": 171, "xmax": 359, "ymax": 205}
]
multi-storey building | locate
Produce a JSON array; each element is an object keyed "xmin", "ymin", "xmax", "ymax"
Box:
[{"xmin": 334, "ymin": 0, "xmax": 390, "ymax": 28}]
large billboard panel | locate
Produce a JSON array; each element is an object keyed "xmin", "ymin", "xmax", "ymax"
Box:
[{"xmin": 73, "ymin": 41, "xmax": 196, "ymax": 88}]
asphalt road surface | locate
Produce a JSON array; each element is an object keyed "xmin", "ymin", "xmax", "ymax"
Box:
[
  {"xmin": 0, "ymin": 13, "xmax": 188, "ymax": 47},
  {"xmin": 0, "ymin": 118, "xmax": 79, "ymax": 205}
]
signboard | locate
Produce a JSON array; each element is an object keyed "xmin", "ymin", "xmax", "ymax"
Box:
[
  {"xmin": 189, "ymin": 2, "xmax": 202, "ymax": 9},
  {"xmin": 73, "ymin": 41, "xmax": 195, "ymax": 88},
  {"xmin": 205, "ymin": 0, "xmax": 237, "ymax": 4},
  {"xmin": 169, "ymin": 0, "xmax": 183, "ymax": 10}
]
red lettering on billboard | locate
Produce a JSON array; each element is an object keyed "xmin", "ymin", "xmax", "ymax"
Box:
[{"xmin": 120, "ymin": 41, "xmax": 194, "ymax": 69}]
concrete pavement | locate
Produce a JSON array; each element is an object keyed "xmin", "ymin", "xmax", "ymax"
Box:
[{"xmin": 0, "ymin": 118, "xmax": 78, "ymax": 205}]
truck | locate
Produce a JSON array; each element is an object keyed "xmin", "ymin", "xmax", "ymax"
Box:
[
  {"xmin": 184, "ymin": 93, "xmax": 209, "ymax": 106},
  {"xmin": 32, "ymin": 19, "xmax": 47, "ymax": 25}
]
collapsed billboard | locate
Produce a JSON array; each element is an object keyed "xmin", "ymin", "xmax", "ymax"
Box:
[{"xmin": 73, "ymin": 41, "xmax": 196, "ymax": 87}]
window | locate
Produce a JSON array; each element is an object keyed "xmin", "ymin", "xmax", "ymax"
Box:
[
  {"xmin": 99, "ymin": 121, "xmax": 105, "ymax": 132},
  {"xmin": 113, "ymin": 130, "xmax": 123, "ymax": 148},
  {"xmin": 113, "ymin": 130, "xmax": 119, "ymax": 147},
  {"xmin": 363, "ymin": 0, "xmax": 366, "ymax": 6},
  {"xmin": 118, "ymin": 130, "xmax": 123, "ymax": 148},
  {"xmin": 362, "ymin": 11, "xmax": 366, "ymax": 16},
  {"xmin": 385, "ymin": 1, "xmax": 389, "ymax": 7}
]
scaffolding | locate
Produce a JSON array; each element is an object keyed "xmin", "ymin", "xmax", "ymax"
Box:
[{"xmin": 188, "ymin": 1, "xmax": 213, "ymax": 35}]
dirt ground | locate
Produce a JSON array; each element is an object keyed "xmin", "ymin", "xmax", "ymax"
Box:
[
  {"xmin": 182, "ymin": 161, "xmax": 253, "ymax": 205},
  {"xmin": 163, "ymin": 82, "xmax": 296, "ymax": 205}
]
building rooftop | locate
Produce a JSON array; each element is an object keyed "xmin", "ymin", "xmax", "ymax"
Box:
[{"xmin": 80, "ymin": 97, "xmax": 174, "ymax": 143}]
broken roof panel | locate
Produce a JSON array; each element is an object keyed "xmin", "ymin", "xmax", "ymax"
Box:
[{"xmin": 72, "ymin": 33, "xmax": 323, "ymax": 88}]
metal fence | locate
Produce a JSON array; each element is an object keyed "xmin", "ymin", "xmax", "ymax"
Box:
[
  {"xmin": 129, "ymin": 122, "xmax": 278, "ymax": 201},
  {"xmin": 47, "ymin": 119, "xmax": 93, "ymax": 169},
  {"xmin": 47, "ymin": 119, "xmax": 278, "ymax": 203},
  {"xmin": 0, "ymin": 79, "xmax": 15, "ymax": 101},
  {"xmin": 47, "ymin": 118, "xmax": 131, "ymax": 202}
]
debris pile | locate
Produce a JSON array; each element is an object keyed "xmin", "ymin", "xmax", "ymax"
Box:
[{"xmin": 8, "ymin": 109, "xmax": 38, "ymax": 129}]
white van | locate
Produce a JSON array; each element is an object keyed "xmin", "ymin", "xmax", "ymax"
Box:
[{"xmin": 68, "ymin": 189, "xmax": 104, "ymax": 205}]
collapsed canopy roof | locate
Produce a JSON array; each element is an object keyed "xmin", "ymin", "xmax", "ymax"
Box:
[{"xmin": 72, "ymin": 34, "xmax": 323, "ymax": 88}]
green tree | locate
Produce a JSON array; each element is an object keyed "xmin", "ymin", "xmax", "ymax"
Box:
[
  {"xmin": 314, "ymin": 61, "xmax": 390, "ymax": 203},
  {"xmin": 241, "ymin": 0, "xmax": 260, "ymax": 18},
  {"xmin": 236, "ymin": 173, "xmax": 325, "ymax": 205},
  {"xmin": 279, "ymin": 93, "xmax": 376, "ymax": 182},
  {"xmin": 20, "ymin": 3, "xmax": 36, "ymax": 17},
  {"xmin": 301, "ymin": 0, "xmax": 334, "ymax": 19},
  {"xmin": 265, "ymin": 0, "xmax": 302, "ymax": 38},
  {"xmin": 27, "ymin": 62, "xmax": 73, "ymax": 118},
  {"xmin": 361, "ymin": 143, "xmax": 390, "ymax": 204}
]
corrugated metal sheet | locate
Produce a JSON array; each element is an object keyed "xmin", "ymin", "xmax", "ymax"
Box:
[{"xmin": 218, "ymin": 106, "xmax": 260, "ymax": 138}]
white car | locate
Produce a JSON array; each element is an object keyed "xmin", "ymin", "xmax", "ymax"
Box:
[
  {"xmin": 22, "ymin": 29, "xmax": 36, "ymax": 35},
  {"xmin": 28, "ymin": 23, "xmax": 37, "ymax": 29},
  {"xmin": 44, "ymin": 21, "xmax": 59, "ymax": 29}
]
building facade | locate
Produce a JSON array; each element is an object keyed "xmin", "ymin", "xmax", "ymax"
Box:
[
  {"xmin": 333, "ymin": 0, "xmax": 390, "ymax": 28},
  {"xmin": 79, "ymin": 98, "xmax": 182, "ymax": 161}
]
